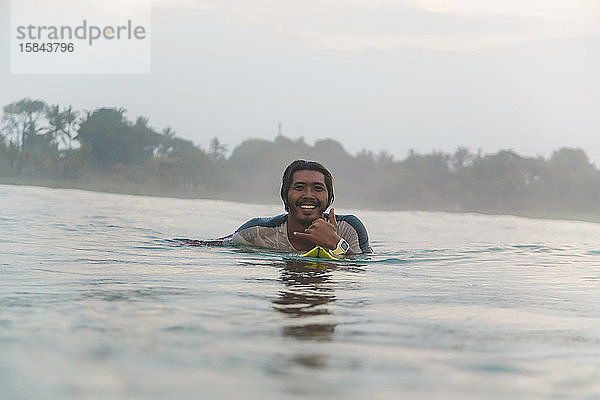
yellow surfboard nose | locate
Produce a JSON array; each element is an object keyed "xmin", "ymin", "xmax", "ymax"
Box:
[{"xmin": 300, "ymin": 246, "xmax": 337, "ymax": 259}]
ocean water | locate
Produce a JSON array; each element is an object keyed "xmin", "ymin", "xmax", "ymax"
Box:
[{"xmin": 1, "ymin": 184, "xmax": 600, "ymax": 399}]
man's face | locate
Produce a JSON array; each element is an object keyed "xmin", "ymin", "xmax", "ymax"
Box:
[{"xmin": 287, "ymin": 169, "xmax": 329, "ymax": 226}]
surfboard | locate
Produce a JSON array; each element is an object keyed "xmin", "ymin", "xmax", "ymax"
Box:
[{"xmin": 300, "ymin": 246, "xmax": 337, "ymax": 260}]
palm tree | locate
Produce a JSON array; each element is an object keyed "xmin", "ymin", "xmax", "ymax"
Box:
[
  {"xmin": 45, "ymin": 104, "xmax": 79, "ymax": 148},
  {"xmin": 209, "ymin": 137, "xmax": 228, "ymax": 161},
  {"xmin": 1, "ymin": 98, "xmax": 47, "ymax": 150}
]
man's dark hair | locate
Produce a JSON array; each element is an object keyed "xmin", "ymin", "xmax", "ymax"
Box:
[{"xmin": 281, "ymin": 160, "xmax": 334, "ymax": 211}]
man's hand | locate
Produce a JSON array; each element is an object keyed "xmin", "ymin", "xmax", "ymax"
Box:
[{"xmin": 293, "ymin": 208, "xmax": 341, "ymax": 250}]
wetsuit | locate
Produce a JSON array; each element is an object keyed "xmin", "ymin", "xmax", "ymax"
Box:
[{"xmin": 224, "ymin": 213, "xmax": 372, "ymax": 254}]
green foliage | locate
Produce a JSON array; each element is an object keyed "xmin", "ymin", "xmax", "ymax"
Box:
[
  {"xmin": 209, "ymin": 137, "xmax": 228, "ymax": 162},
  {"xmin": 541, "ymin": 148, "xmax": 600, "ymax": 211},
  {"xmin": 45, "ymin": 104, "xmax": 79, "ymax": 148},
  {"xmin": 228, "ymin": 135, "xmax": 313, "ymax": 199},
  {"xmin": 1, "ymin": 99, "xmax": 79, "ymax": 153},
  {"xmin": 2, "ymin": 98, "xmax": 600, "ymax": 215},
  {"xmin": 76, "ymin": 108, "xmax": 162, "ymax": 169},
  {"xmin": 2, "ymin": 98, "xmax": 47, "ymax": 151},
  {"xmin": 155, "ymin": 127, "xmax": 197, "ymax": 157}
]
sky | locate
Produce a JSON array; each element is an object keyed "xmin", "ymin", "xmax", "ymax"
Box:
[{"xmin": 1, "ymin": 0, "xmax": 599, "ymax": 164}]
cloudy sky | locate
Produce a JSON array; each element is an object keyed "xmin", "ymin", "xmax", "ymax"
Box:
[{"xmin": 1, "ymin": 0, "xmax": 599, "ymax": 163}]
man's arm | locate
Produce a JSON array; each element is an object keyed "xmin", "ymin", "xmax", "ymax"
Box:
[{"xmin": 174, "ymin": 238, "xmax": 226, "ymax": 246}]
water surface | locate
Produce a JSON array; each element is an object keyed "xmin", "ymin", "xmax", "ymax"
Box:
[{"xmin": 1, "ymin": 184, "xmax": 600, "ymax": 399}]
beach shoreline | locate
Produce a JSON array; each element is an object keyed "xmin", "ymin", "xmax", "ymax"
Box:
[{"xmin": 4, "ymin": 177, "xmax": 600, "ymax": 225}]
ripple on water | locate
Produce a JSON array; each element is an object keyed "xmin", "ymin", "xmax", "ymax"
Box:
[{"xmin": 3, "ymin": 185, "xmax": 600, "ymax": 399}]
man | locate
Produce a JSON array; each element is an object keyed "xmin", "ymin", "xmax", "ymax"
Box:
[{"xmin": 224, "ymin": 160, "xmax": 371, "ymax": 256}]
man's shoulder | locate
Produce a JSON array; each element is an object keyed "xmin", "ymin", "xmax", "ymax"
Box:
[
  {"xmin": 328, "ymin": 213, "xmax": 372, "ymax": 254},
  {"xmin": 235, "ymin": 214, "xmax": 288, "ymax": 232},
  {"xmin": 335, "ymin": 214, "xmax": 366, "ymax": 226},
  {"xmin": 325, "ymin": 213, "xmax": 368, "ymax": 231}
]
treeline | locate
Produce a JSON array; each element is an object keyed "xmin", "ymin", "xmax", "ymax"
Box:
[
  {"xmin": 1, "ymin": 97, "xmax": 599, "ymax": 216},
  {"xmin": 0, "ymin": 98, "xmax": 225, "ymax": 194}
]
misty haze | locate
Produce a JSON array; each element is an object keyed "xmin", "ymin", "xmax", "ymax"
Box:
[
  {"xmin": 2, "ymin": 98, "xmax": 600, "ymax": 221},
  {"xmin": 2, "ymin": 1, "xmax": 600, "ymax": 400}
]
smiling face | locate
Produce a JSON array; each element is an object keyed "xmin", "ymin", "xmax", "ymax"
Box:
[{"xmin": 287, "ymin": 169, "xmax": 329, "ymax": 227}]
